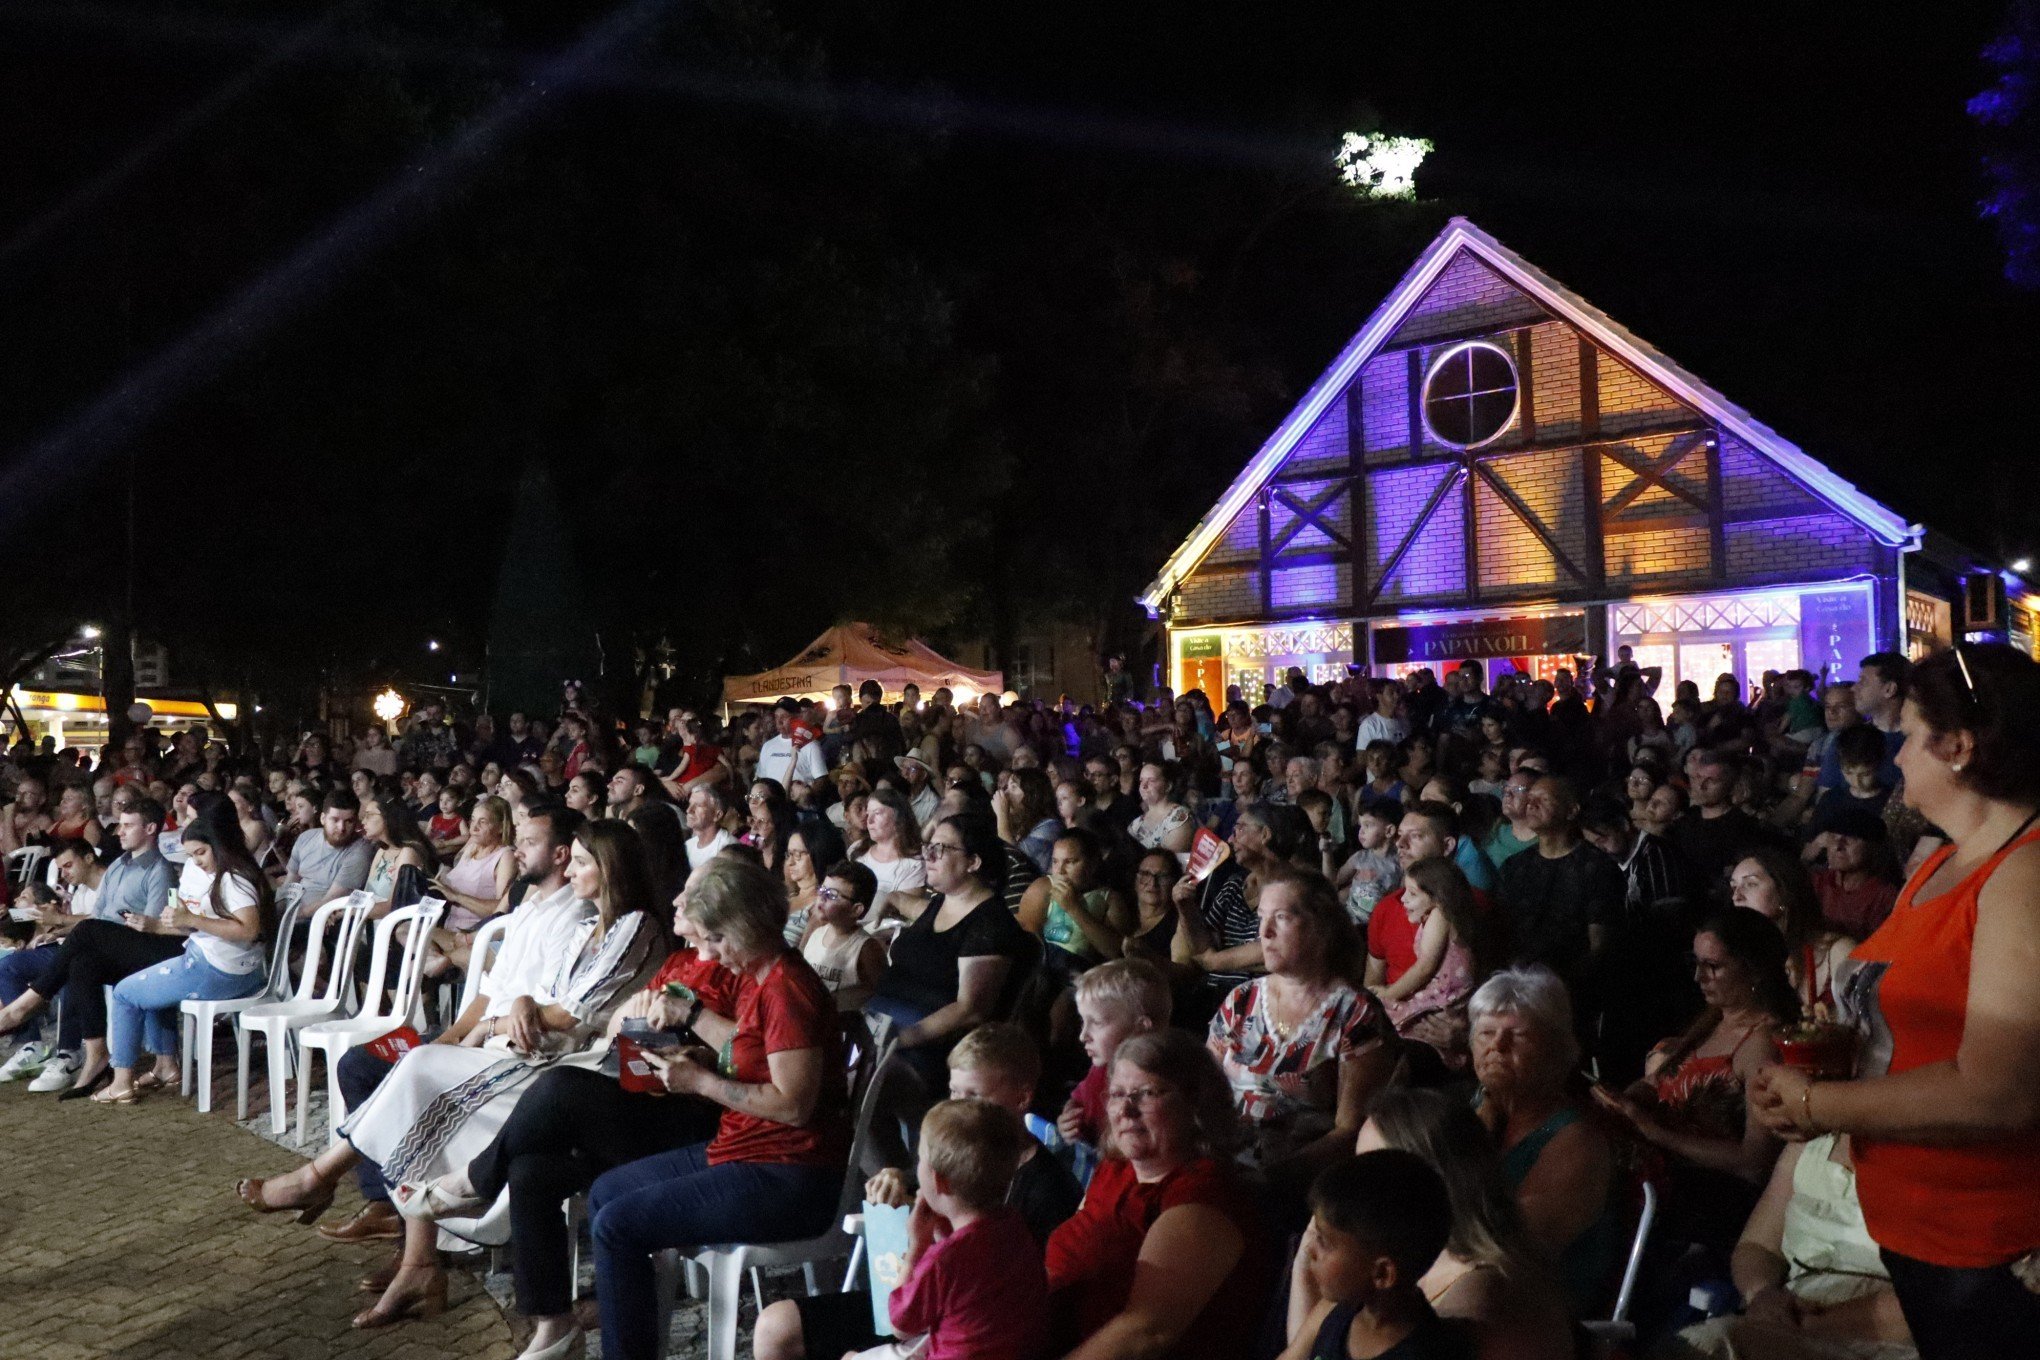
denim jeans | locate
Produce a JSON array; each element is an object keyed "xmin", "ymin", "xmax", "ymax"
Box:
[
  {"xmin": 589, "ymin": 1141, "xmax": 839, "ymax": 1360},
  {"xmin": 0, "ymin": 944, "xmax": 61, "ymax": 1046},
  {"xmin": 108, "ymin": 949, "xmax": 263, "ymax": 1069},
  {"xmin": 1882, "ymin": 1246, "xmax": 2040, "ymax": 1360},
  {"xmin": 337, "ymin": 1045, "xmax": 398, "ymax": 1203}
]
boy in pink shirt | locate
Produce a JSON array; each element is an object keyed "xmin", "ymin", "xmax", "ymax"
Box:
[{"xmin": 878, "ymin": 1100, "xmax": 1049, "ymax": 1360}]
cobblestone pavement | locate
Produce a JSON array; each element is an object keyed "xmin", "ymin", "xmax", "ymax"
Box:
[{"xmin": 0, "ymin": 1075, "xmax": 517, "ymax": 1360}]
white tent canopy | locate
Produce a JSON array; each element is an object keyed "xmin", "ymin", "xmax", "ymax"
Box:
[{"xmin": 721, "ymin": 623, "xmax": 1004, "ymax": 709}]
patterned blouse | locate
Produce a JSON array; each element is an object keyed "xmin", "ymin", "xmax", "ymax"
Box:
[{"xmin": 1207, "ymin": 977, "xmax": 1391, "ymax": 1163}]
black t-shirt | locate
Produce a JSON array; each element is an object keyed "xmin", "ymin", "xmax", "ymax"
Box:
[
  {"xmin": 1669, "ymin": 807, "xmax": 1780, "ymax": 898},
  {"xmin": 1499, "ymin": 839, "xmax": 1624, "ymax": 978},
  {"xmin": 1010, "ymin": 1143, "xmax": 1082, "ymax": 1247},
  {"xmin": 875, "ymin": 892, "xmax": 1034, "ymax": 1015},
  {"xmin": 1308, "ymin": 1300, "xmax": 1473, "ymax": 1360}
]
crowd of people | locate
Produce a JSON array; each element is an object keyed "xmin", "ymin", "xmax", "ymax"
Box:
[{"xmin": 1, "ymin": 647, "xmax": 2036, "ymax": 1360}]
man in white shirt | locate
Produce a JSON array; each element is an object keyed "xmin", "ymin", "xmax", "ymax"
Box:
[
  {"xmin": 1356, "ymin": 679, "xmax": 1410, "ymax": 749},
  {"xmin": 683, "ymin": 785, "xmax": 735, "ymax": 869},
  {"xmin": 755, "ymin": 698, "xmax": 830, "ymax": 792},
  {"xmin": 317, "ymin": 802, "xmax": 588, "ymax": 1244}
]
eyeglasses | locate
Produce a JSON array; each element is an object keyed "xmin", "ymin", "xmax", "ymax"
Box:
[
  {"xmin": 921, "ymin": 842, "xmax": 964, "ymax": 861},
  {"xmin": 745, "ymin": 792, "xmax": 767, "ymax": 804},
  {"xmin": 1134, "ymin": 869, "xmax": 1175, "ymax": 884},
  {"xmin": 815, "ymin": 886, "xmax": 853, "ymax": 905},
  {"xmin": 1106, "ymin": 1085, "xmax": 1174, "ymax": 1109}
]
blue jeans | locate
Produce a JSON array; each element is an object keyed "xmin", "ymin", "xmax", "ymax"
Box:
[
  {"xmin": 0, "ymin": 944, "xmax": 63, "ymax": 1047},
  {"xmin": 108, "ymin": 949, "xmax": 263, "ymax": 1070},
  {"xmin": 589, "ymin": 1141, "xmax": 839, "ymax": 1360},
  {"xmin": 337, "ymin": 1045, "xmax": 398, "ymax": 1203}
]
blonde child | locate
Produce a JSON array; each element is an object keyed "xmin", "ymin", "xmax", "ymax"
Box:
[
  {"xmin": 1054, "ymin": 958, "xmax": 1171, "ymax": 1148},
  {"xmin": 861, "ymin": 1100, "xmax": 1048, "ymax": 1360}
]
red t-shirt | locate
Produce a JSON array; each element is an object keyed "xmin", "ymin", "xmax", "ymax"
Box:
[
  {"xmin": 649, "ymin": 947, "xmax": 740, "ymax": 1020},
  {"xmin": 1045, "ymin": 1156, "xmax": 1268, "ymax": 1360},
  {"xmin": 1068, "ymin": 1066, "xmax": 1108, "ymax": 1144},
  {"xmin": 1811, "ymin": 870, "xmax": 1898, "ymax": 940},
  {"xmin": 675, "ymin": 743, "xmax": 724, "ymax": 784},
  {"xmin": 1367, "ymin": 885, "xmax": 1491, "ymax": 984},
  {"xmin": 890, "ymin": 1208, "xmax": 1049, "ymax": 1360},
  {"xmin": 707, "ymin": 952, "xmax": 848, "ymax": 1168}
]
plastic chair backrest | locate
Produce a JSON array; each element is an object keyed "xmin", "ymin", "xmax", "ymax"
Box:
[
  {"xmin": 290, "ymin": 891, "xmax": 377, "ymax": 1007},
  {"xmin": 354, "ymin": 898, "xmax": 447, "ymax": 1024},
  {"xmin": 1608, "ymin": 1176, "xmax": 1658, "ymax": 1325},
  {"xmin": 829, "ymin": 1016, "xmax": 899, "ymax": 1223},
  {"xmin": 456, "ymin": 914, "xmax": 513, "ymax": 1015},
  {"xmin": 6, "ymin": 846, "xmax": 49, "ymax": 889},
  {"xmin": 255, "ymin": 892, "xmax": 308, "ymax": 1000}
]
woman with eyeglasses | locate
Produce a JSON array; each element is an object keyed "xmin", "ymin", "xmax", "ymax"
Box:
[
  {"xmin": 1044, "ymin": 1029, "xmax": 1269, "ymax": 1360},
  {"xmin": 1121, "ymin": 850, "xmax": 1184, "ymax": 965},
  {"xmin": 741, "ymin": 778, "xmax": 795, "ymax": 876},
  {"xmin": 1594, "ymin": 908, "xmax": 1794, "ymax": 1280},
  {"xmin": 1750, "ymin": 644, "xmax": 2040, "ymax": 1358},
  {"xmin": 778, "ymin": 819, "xmax": 846, "ymax": 946},
  {"xmin": 863, "ymin": 812, "xmax": 1031, "ymax": 1084}
]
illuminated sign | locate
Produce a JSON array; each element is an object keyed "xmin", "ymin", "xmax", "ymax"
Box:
[{"xmin": 1372, "ymin": 614, "xmax": 1586, "ymax": 664}]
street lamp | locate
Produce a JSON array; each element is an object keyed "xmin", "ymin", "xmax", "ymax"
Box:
[
  {"xmin": 373, "ymin": 688, "xmax": 406, "ymax": 728},
  {"xmin": 2013, "ymin": 558, "xmax": 2032, "ymax": 574},
  {"xmin": 79, "ymin": 624, "xmax": 101, "ymax": 640}
]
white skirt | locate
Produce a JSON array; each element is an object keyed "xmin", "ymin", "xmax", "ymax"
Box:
[{"xmin": 341, "ymin": 1039, "xmax": 604, "ymax": 1189}]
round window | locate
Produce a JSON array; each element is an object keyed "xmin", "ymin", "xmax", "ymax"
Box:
[{"xmin": 1422, "ymin": 342, "xmax": 1519, "ymax": 448}]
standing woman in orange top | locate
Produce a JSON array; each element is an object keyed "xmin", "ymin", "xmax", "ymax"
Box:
[{"xmin": 1751, "ymin": 644, "xmax": 2040, "ymax": 1360}]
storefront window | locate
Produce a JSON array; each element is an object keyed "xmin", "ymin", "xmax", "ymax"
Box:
[{"xmin": 1174, "ymin": 624, "xmax": 1353, "ymax": 707}]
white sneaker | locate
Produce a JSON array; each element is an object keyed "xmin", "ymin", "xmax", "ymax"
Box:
[
  {"xmin": 26, "ymin": 1050, "xmax": 78, "ymax": 1091},
  {"xmin": 0, "ymin": 1040, "xmax": 49, "ymax": 1082}
]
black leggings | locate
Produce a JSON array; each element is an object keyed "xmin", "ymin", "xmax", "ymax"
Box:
[
  {"xmin": 29, "ymin": 920, "xmax": 185, "ymax": 1041},
  {"xmin": 464, "ymin": 1066, "xmax": 719, "ymax": 1317},
  {"xmin": 1882, "ymin": 1246, "xmax": 2040, "ymax": 1360}
]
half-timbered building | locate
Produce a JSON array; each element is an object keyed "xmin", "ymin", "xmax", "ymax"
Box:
[{"xmin": 1142, "ymin": 218, "xmax": 2029, "ymax": 703}]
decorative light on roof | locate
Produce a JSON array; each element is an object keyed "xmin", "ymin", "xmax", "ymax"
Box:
[{"xmin": 1335, "ymin": 132, "xmax": 1432, "ymax": 200}]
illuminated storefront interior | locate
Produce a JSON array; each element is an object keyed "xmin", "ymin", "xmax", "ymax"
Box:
[
  {"xmin": 1172, "ymin": 623, "xmax": 1353, "ymax": 706},
  {"xmin": 6, "ymin": 690, "xmax": 236, "ymax": 752}
]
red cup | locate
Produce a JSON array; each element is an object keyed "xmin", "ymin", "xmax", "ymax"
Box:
[
  {"xmin": 1778, "ymin": 1024, "xmax": 1855, "ymax": 1081},
  {"xmin": 616, "ymin": 1034, "xmax": 664, "ymax": 1094}
]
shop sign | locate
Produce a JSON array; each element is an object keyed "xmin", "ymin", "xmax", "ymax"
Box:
[
  {"xmin": 1799, "ymin": 589, "xmax": 1875, "ymax": 686},
  {"xmin": 1179, "ymin": 634, "xmax": 1224, "ymax": 659},
  {"xmin": 1371, "ymin": 614, "xmax": 1585, "ymax": 664}
]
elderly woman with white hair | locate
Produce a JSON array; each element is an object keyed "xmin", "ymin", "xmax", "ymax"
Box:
[{"xmin": 1468, "ymin": 965, "xmax": 1621, "ymax": 1313}]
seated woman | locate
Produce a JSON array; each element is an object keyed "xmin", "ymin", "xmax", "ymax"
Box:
[
  {"xmin": 49, "ymin": 784, "xmax": 104, "ymax": 852},
  {"xmin": 1664, "ymin": 1134, "xmax": 1915, "ymax": 1360},
  {"xmin": 0, "ymin": 774, "xmax": 55, "ymax": 854},
  {"xmin": 361, "ymin": 792, "xmax": 438, "ymax": 916},
  {"xmin": 426, "ymin": 793, "xmax": 516, "ymax": 977},
  {"xmin": 587, "ymin": 854, "xmax": 851, "ymax": 1360},
  {"xmin": 1288, "ymin": 1088, "xmax": 1574, "ymax": 1360},
  {"xmin": 1206, "ymin": 865, "xmax": 1396, "ymax": 1194},
  {"xmin": 1593, "ymin": 908, "xmax": 1794, "ymax": 1266},
  {"xmin": 1467, "ymin": 966, "xmax": 1619, "ymax": 1314},
  {"xmin": 95, "ymin": 818, "xmax": 274, "ymax": 1103},
  {"xmin": 1729, "ymin": 848, "xmax": 1857, "ymax": 1014},
  {"xmin": 1127, "ymin": 761, "xmax": 1195, "ymax": 858},
  {"xmin": 231, "ymin": 819, "xmax": 666, "ymax": 1332},
  {"xmin": 1015, "ymin": 825, "xmax": 1135, "ymax": 990},
  {"xmin": 853, "ymin": 786, "xmax": 926, "ymax": 903},
  {"xmin": 1172, "ymin": 801, "xmax": 1294, "ymax": 1024},
  {"xmin": 863, "ymin": 812, "xmax": 1033, "ymax": 1086},
  {"xmin": 1045, "ymin": 1029, "xmax": 1270, "ymax": 1360},
  {"xmin": 994, "ymin": 768, "xmax": 1062, "ymax": 877},
  {"xmin": 395, "ymin": 859, "xmax": 743, "ymax": 1360}
]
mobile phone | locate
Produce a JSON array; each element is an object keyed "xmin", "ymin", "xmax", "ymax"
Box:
[{"xmin": 621, "ymin": 1018, "xmax": 686, "ymax": 1054}]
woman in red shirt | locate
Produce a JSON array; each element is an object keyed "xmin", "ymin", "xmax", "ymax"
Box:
[
  {"xmin": 1045, "ymin": 1028, "xmax": 1269, "ymax": 1360},
  {"xmin": 1753, "ymin": 645, "xmax": 2040, "ymax": 1360},
  {"xmin": 588, "ymin": 855, "xmax": 849, "ymax": 1360}
]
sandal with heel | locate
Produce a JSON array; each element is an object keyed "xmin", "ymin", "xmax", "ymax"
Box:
[
  {"xmin": 234, "ymin": 1175, "xmax": 337, "ymax": 1225},
  {"xmin": 352, "ymin": 1269, "xmax": 448, "ymax": 1329}
]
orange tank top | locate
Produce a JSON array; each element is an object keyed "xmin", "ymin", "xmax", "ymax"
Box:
[{"xmin": 1848, "ymin": 828, "xmax": 2040, "ymax": 1267}]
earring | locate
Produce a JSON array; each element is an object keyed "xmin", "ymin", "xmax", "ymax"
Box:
[{"xmin": 1952, "ymin": 763, "xmax": 1966, "ymax": 773}]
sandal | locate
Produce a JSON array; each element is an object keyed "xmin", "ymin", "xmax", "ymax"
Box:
[
  {"xmin": 133, "ymin": 1071, "xmax": 172, "ymax": 1094},
  {"xmin": 351, "ymin": 1268, "xmax": 448, "ymax": 1330},
  {"xmin": 391, "ymin": 1177, "xmax": 490, "ymax": 1223},
  {"xmin": 89, "ymin": 1085, "xmax": 141, "ymax": 1105},
  {"xmin": 234, "ymin": 1174, "xmax": 338, "ymax": 1225}
]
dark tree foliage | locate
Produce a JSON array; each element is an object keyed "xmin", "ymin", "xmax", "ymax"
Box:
[{"xmin": 1974, "ymin": 0, "xmax": 2040, "ymax": 287}]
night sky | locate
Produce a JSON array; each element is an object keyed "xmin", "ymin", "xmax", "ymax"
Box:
[{"xmin": 0, "ymin": 2, "xmax": 2032, "ymax": 709}]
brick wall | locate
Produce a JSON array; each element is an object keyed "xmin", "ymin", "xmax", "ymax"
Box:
[
  {"xmin": 1478, "ymin": 447, "xmax": 1589, "ymax": 592},
  {"xmin": 1597, "ymin": 349, "xmax": 1694, "ymax": 434},
  {"xmin": 1388, "ymin": 250, "xmax": 1547, "ymax": 345},
  {"xmin": 1719, "ymin": 435, "xmax": 1829, "ymax": 518},
  {"xmin": 1726, "ymin": 514, "xmax": 1879, "ymax": 581},
  {"xmin": 1368, "ymin": 462, "xmax": 1465, "ymax": 602},
  {"xmin": 1606, "ymin": 525, "xmax": 1714, "ymax": 582},
  {"xmin": 1358, "ymin": 350, "xmax": 1409, "ymax": 456},
  {"xmin": 1528, "ymin": 321, "xmax": 1582, "ymax": 442}
]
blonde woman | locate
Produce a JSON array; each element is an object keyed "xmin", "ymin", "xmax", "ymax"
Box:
[{"xmin": 426, "ymin": 795, "xmax": 516, "ymax": 978}]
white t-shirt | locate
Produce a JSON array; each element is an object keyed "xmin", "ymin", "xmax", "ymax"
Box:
[
  {"xmin": 176, "ymin": 861, "xmax": 267, "ymax": 975},
  {"xmin": 755, "ymin": 733, "xmax": 829, "ymax": 792},
  {"xmin": 685, "ymin": 828, "xmax": 734, "ymax": 870},
  {"xmin": 857, "ymin": 849, "xmax": 926, "ymax": 899},
  {"xmin": 1355, "ymin": 712, "xmax": 1409, "ymax": 749}
]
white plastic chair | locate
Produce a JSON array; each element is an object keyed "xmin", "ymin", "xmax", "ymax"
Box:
[
  {"xmin": 1581, "ymin": 1177, "xmax": 1658, "ymax": 1347},
  {"xmin": 5, "ymin": 846, "xmax": 50, "ymax": 891},
  {"xmin": 455, "ymin": 913, "xmax": 511, "ymax": 1017},
  {"xmin": 300, "ymin": 897, "xmax": 446, "ymax": 1145},
  {"xmin": 237, "ymin": 890, "xmax": 376, "ymax": 1134},
  {"xmin": 653, "ymin": 1016, "xmax": 898, "ymax": 1360},
  {"xmin": 178, "ymin": 891, "xmax": 308, "ymax": 1113}
]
